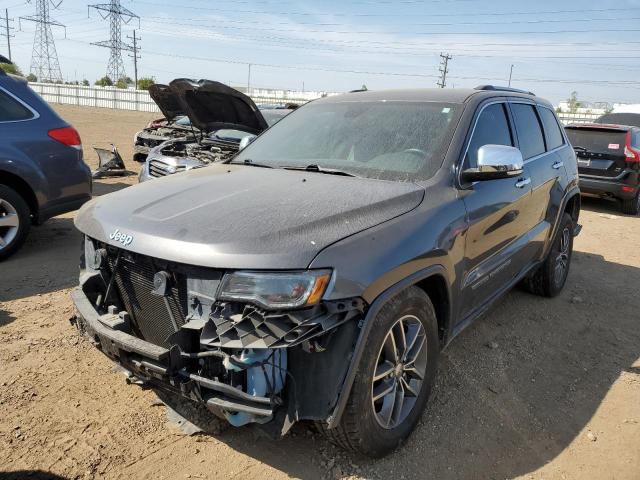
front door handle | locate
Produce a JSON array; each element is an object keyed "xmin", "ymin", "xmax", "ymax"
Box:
[
  {"xmin": 515, "ymin": 177, "xmax": 531, "ymax": 188},
  {"xmin": 552, "ymin": 161, "xmax": 564, "ymax": 169}
]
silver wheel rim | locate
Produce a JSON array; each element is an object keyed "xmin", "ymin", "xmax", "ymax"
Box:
[
  {"xmin": 553, "ymin": 226, "xmax": 571, "ymax": 287},
  {"xmin": 0, "ymin": 197, "xmax": 20, "ymax": 251},
  {"xmin": 371, "ymin": 314, "xmax": 427, "ymax": 430}
]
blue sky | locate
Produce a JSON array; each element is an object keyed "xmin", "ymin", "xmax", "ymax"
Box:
[{"xmin": 5, "ymin": 0, "xmax": 640, "ymax": 104}]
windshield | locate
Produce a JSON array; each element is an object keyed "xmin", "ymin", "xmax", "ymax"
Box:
[
  {"xmin": 175, "ymin": 115, "xmax": 191, "ymax": 126},
  {"xmin": 261, "ymin": 109, "xmax": 291, "ymax": 126},
  {"xmin": 212, "ymin": 129, "xmax": 253, "ymax": 143},
  {"xmin": 233, "ymin": 100, "xmax": 460, "ymax": 182}
]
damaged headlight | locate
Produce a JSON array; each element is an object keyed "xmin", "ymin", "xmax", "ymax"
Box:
[{"xmin": 218, "ymin": 270, "xmax": 332, "ymax": 309}]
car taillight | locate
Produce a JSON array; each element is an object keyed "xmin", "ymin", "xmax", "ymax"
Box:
[
  {"xmin": 48, "ymin": 126, "xmax": 82, "ymax": 150},
  {"xmin": 624, "ymin": 132, "xmax": 640, "ymax": 162}
]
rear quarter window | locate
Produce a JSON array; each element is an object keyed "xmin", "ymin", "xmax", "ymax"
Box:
[
  {"xmin": 538, "ymin": 107, "xmax": 565, "ymax": 150},
  {"xmin": 0, "ymin": 89, "xmax": 35, "ymax": 122},
  {"xmin": 510, "ymin": 103, "xmax": 546, "ymax": 159},
  {"xmin": 633, "ymin": 129, "xmax": 640, "ymax": 148}
]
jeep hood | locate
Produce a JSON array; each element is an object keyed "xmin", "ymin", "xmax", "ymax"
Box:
[
  {"xmin": 169, "ymin": 79, "xmax": 268, "ymax": 135},
  {"xmin": 148, "ymin": 83, "xmax": 184, "ymax": 121},
  {"xmin": 75, "ymin": 165, "xmax": 424, "ymax": 269}
]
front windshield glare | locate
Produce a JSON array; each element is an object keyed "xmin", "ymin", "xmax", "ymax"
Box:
[{"xmin": 234, "ymin": 100, "xmax": 459, "ymax": 182}]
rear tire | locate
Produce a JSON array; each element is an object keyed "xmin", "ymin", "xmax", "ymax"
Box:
[
  {"xmin": 318, "ymin": 286, "xmax": 439, "ymax": 457},
  {"xmin": 620, "ymin": 191, "xmax": 640, "ymax": 216},
  {"xmin": 0, "ymin": 184, "xmax": 31, "ymax": 261},
  {"xmin": 521, "ymin": 212, "xmax": 574, "ymax": 297}
]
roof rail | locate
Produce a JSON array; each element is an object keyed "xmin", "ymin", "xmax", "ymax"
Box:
[{"xmin": 475, "ymin": 85, "xmax": 535, "ymax": 96}]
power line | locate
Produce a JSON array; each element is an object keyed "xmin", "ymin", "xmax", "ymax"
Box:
[
  {"xmin": 133, "ymin": 16, "xmax": 640, "ymax": 37},
  {"xmin": 437, "ymin": 53, "xmax": 452, "ymax": 88},
  {"xmin": 142, "ymin": 13, "xmax": 640, "ymax": 29},
  {"xmin": 19, "ymin": 0, "xmax": 64, "ymax": 82},
  {"xmin": 132, "ymin": 2, "xmax": 640, "ymax": 19},
  {"xmin": 88, "ymin": 0, "xmax": 139, "ymax": 81}
]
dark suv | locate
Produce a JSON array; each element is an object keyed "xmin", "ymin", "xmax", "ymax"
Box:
[
  {"xmin": 71, "ymin": 86, "xmax": 580, "ymax": 457},
  {"xmin": 0, "ymin": 69, "xmax": 92, "ymax": 259},
  {"xmin": 565, "ymin": 122, "xmax": 640, "ymax": 214}
]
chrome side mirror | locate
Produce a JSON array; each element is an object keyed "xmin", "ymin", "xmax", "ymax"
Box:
[
  {"xmin": 239, "ymin": 135, "xmax": 257, "ymax": 151},
  {"xmin": 462, "ymin": 144, "xmax": 524, "ymax": 182}
]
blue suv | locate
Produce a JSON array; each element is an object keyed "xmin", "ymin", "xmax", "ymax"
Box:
[{"xmin": 0, "ymin": 66, "xmax": 92, "ymax": 260}]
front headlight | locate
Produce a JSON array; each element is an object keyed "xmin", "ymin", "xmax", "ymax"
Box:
[{"xmin": 218, "ymin": 270, "xmax": 332, "ymax": 310}]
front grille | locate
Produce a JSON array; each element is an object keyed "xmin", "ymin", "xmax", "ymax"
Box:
[
  {"xmin": 149, "ymin": 159, "xmax": 187, "ymax": 178},
  {"xmin": 106, "ymin": 251, "xmax": 188, "ymax": 347}
]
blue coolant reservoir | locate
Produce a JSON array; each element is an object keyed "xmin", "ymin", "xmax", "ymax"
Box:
[{"xmin": 225, "ymin": 348, "xmax": 287, "ymax": 427}]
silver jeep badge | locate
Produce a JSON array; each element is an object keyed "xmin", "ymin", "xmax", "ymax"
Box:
[{"xmin": 109, "ymin": 228, "xmax": 133, "ymax": 247}]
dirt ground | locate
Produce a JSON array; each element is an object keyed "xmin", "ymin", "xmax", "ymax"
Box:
[{"xmin": 1, "ymin": 104, "xmax": 639, "ymax": 480}]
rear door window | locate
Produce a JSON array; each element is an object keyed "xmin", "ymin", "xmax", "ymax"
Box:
[
  {"xmin": 466, "ymin": 103, "xmax": 513, "ymax": 167},
  {"xmin": 538, "ymin": 107, "xmax": 564, "ymax": 150},
  {"xmin": 0, "ymin": 89, "xmax": 34, "ymax": 122},
  {"xmin": 510, "ymin": 103, "xmax": 546, "ymax": 159}
]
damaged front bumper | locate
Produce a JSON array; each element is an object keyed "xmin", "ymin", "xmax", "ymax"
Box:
[{"xmin": 71, "ymin": 269, "xmax": 364, "ymax": 434}]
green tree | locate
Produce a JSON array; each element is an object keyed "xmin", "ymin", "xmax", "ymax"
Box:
[
  {"xmin": 82, "ymin": 79, "xmax": 90, "ymax": 86},
  {"xmin": 137, "ymin": 77, "xmax": 155, "ymax": 90},
  {"xmin": 0, "ymin": 62, "xmax": 23, "ymax": 76},
  {"xmin": 567, "ymin": 91, "xmax": 581, "ymax": 114},
  {"xmin": 26, "ymin": 73, "xmax": 37, "ymax": 82},
  {"xmin": 95, "ymin": 76, "xmax": 113, "ymax": 87}
]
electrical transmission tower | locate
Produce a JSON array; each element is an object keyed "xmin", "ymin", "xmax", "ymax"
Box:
[
  {"xmin": 437, "ymin": 53, "xmax": 452, "ymax": 89},
  {"xmin": 20, "ymin": 0, "xmax": 65, "ymax": 82},
  {"xmin": 89, "ymin": 0, "xmax": 139, "ymax": 82}
]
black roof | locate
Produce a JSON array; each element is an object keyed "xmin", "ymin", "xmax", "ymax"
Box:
[
  {"xmin": 316, "ymin": 86, "xmax": 548, "ymax": 107},
  {"xmin": 595, "ymin": 113, "xmax": 640, "ymax": 128}
]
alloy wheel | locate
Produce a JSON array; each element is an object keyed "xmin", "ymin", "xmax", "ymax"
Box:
[
  {"xmin": 0, "ymin": 197, "xmax": 20, "ymax": 251},
  {"xmin": 553, "ymin": 226, "xmax": 571, "ymax": 287},
  {"xmin": 371, "ymin": 314, "xmax": 427, "ymax": 429}
]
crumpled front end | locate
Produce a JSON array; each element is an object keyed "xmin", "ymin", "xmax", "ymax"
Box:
[
  {"xmin": 133, "ymin": 126, "xmax": 196, "ymax": 163},
  {"xmin": 72, "ymin": 237, "xmax": 364, "ymax": 433},
  {"xmin": 139, "ymin": 137, "xmax": 240, "ymax": 182}
]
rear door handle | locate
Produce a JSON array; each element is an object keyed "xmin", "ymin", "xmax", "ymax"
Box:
[
  {"xmin": 552, "ymin": 161, "xmax": 564, "ymax": 169},
  {"xmin": 515, "ymin": 177, "xmax": 531, "ymax": 188}
]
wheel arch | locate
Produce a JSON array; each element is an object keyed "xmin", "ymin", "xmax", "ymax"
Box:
[
  {"xmin": 0, "ymin": 170, "xmax": 38, "ymax": 219},
  {"xmin": 327, "ymin": 264, "xmax": 451, "ymax": 429},
  {"xmin": 564, "ymin": 191, "xmax": 581, "ymax": 224}
]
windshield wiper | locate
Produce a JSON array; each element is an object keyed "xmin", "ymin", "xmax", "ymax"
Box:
[
  {"xmin": 282, "ymin": 164, "xmax": 358, "ymax": 177},
  {"xmin": 230, "ymin": 158, "xmax": 273, "ymax": 168},
  {"xmin": 573, "ymin": 146, "xmax": 589, "ymax": 153}
]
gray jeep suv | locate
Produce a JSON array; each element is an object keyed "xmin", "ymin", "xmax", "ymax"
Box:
[{"xmin": 71, "ymin": 86, "xmax": 580, "ymax": 457}]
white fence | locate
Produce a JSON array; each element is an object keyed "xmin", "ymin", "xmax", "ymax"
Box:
[
  {"xmin": 557, "ymin": 112, "xmax": 602, "ymax": 125},
  {"xmin": 28, "ymin": 82, "xmax": 322, "ymax": 112}
]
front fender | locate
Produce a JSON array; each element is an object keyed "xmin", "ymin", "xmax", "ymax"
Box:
[{"xmin": 326, "ymin": 264, "xmax": 450, "ymax": 429}]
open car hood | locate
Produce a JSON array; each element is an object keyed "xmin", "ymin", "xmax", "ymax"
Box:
[
  {"xmin": 169, "ymin": 79, "xmax": 268, "ymax": 134},
  {"xmin": 148, "ymin": 83, "xmax": 184, "ymax": 122}
]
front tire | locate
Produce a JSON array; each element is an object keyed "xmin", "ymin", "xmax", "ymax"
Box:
[
  {"xmin": 0, "ymin": 184, "xmax": 31, "ymax": 261},
  {"xmin": 521, "ymin": 212, "xmax": 574, "ymax": 297},
  {"xmin": 319, "ymin": 286, "xmax": 439, "ymax": 457}
]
